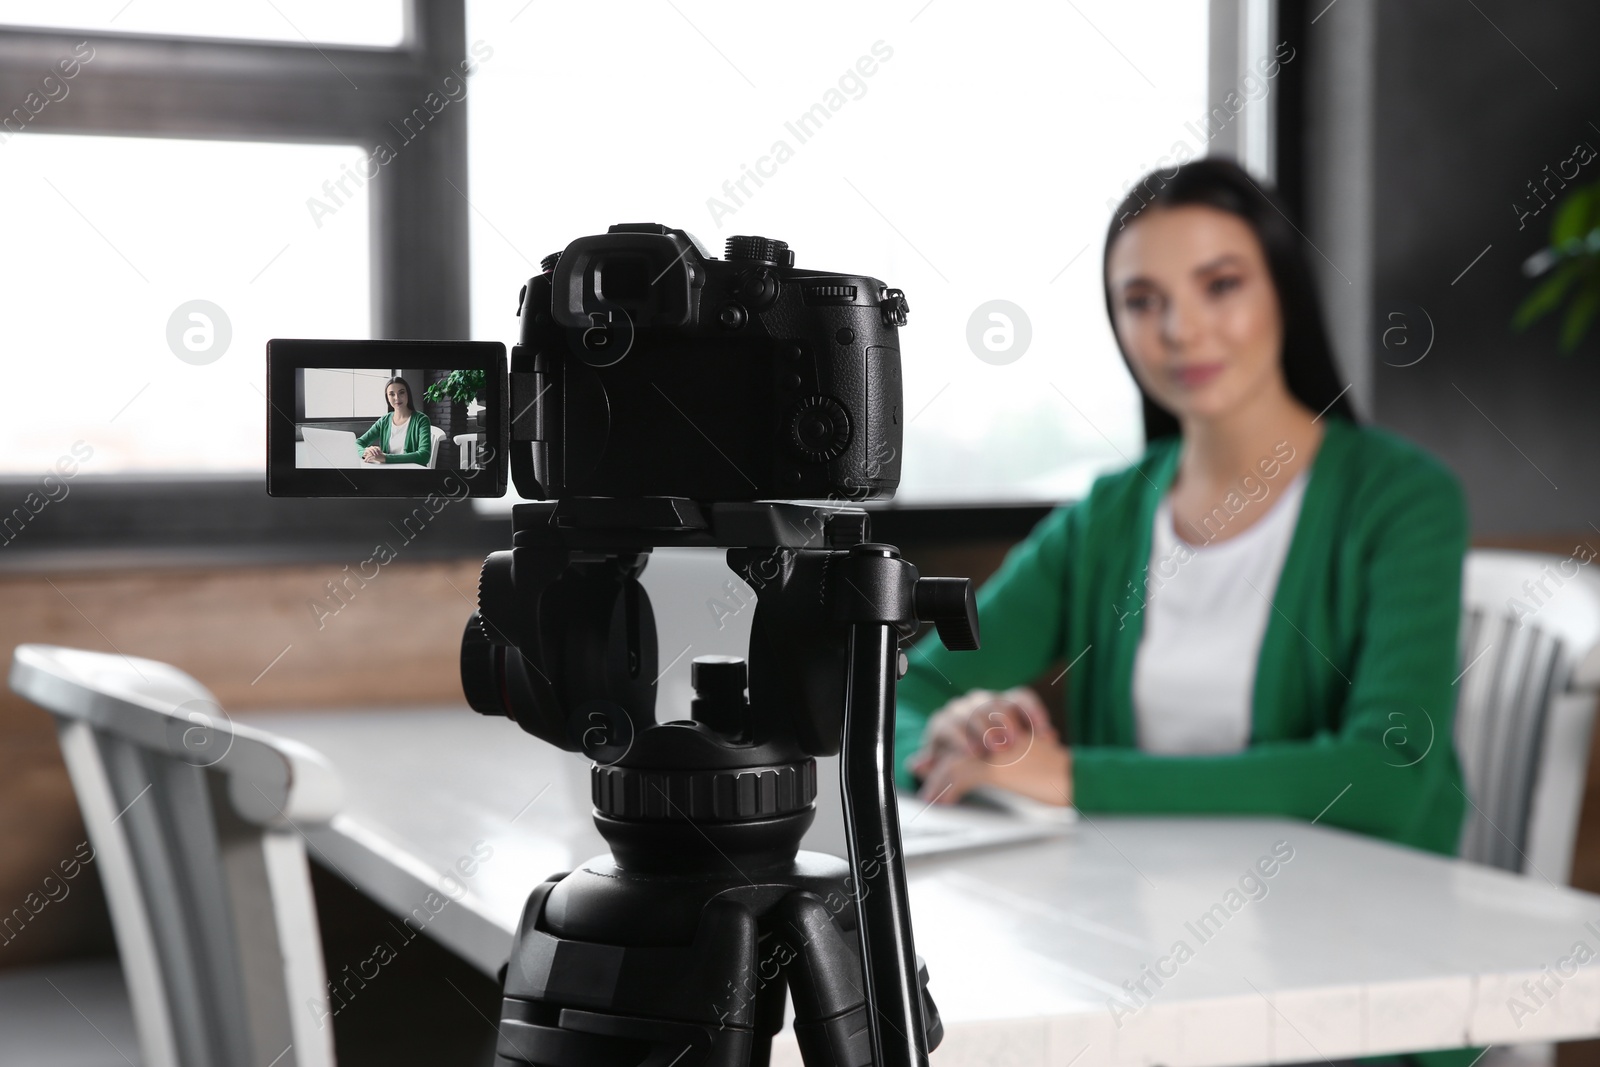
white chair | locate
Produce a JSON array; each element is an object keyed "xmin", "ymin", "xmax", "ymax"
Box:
[
  {"xmin": 453, "ymin": 431, "xmax": 486, "ymax": 471},
  {"xmin": 427, "ymin": 424, "xmax": 447, "ymax": 468},
  {"xmin": 8, "ymin": 644, "xmax": 342, "ymax": 1067},
  {"xmin": 1454, "ymin": 549, "xmax": 1600, "ymax": 883}
]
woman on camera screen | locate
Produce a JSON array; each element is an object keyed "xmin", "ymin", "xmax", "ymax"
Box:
[
  {"xmin": 897, "ymin": 158, "xmax": 1469, "ymax": 857},
  {"xmin": 356, "ymin": 376, "xmax": 433, "ymax": 466}
]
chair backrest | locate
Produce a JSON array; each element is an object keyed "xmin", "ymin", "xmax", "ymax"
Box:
[
  {"xmin": 427, "ymin": 425, "xmax": 446, "ymax": 468},
  {"xmin": 1454, "ymin": 549, "xmax": 1600, "ymax": 882},
  {"xmin": 8, "ymin": 644, "xmax": 341, "ymax": 1067}
]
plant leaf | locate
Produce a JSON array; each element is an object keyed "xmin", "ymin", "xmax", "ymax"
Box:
[
  {"xmin": 1558, "ymin": 271, "xmax": 1600, "ymax": 352},
  {"xmin": 1513, "ymin": 259, "xmax": 1582, "ymax": 330},
  {"xmin": 1553, "ymin": 185, "xmax": 1599, "ymax": 246}
]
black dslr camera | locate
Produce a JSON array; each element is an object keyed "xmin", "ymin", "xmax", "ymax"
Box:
[
  {"xmin": 267, "ymin": 222, "xmax": 909, "ymax": 504},
  {"xmin": 516, "ymin": 223, "xmax": 907, "ymax": 502},
  {"xmin": 267, "ymin": 224, "xmax": 976, "ymax": 1067}
]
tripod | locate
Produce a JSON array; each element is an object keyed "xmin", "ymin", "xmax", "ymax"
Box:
[{"xmin": 460, "ymin": 497, "xmax": 979, "ymax": 1067}]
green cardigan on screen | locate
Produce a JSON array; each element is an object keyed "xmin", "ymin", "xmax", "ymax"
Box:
[
  {"xmin": 895, "ymin": 415, "xmax": 1471, "ymax": 857},
  {"xmin": 354, "ymin": 411, "xmax": 433, "ymax": 466}
]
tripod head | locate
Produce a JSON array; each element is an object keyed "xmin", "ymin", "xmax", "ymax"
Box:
[{"xmin": 461, "ymin": 497, "xmax": 978, "ymax": 1067}]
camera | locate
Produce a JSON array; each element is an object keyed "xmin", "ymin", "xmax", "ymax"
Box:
[
  {"xmin": 515, "ymin": 222, "xmax": 907, "ymax": 502},
  {"xmin": 267, "ymin": 222, "xmax": 910, "ymax": 504}
]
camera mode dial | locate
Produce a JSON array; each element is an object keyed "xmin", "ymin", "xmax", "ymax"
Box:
[{"xmin": 724, "ymin": 235, "xmax": 794, "ymax": 267}]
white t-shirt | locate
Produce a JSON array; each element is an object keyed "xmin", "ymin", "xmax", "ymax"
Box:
[
  {"xmin": 1131, "ymin": 468, "xmax": 1309, "ymax": 755},
  {"xmin": 388, "ymin": 416, "xmax": 409, "ymax": 455}
]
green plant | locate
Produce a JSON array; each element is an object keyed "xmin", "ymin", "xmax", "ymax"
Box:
[
  {"xmin": 422, "ymin": 369, "xmax": 486, "ymax": 406},
  {"xmin": 1514, "ymin": 180, "xmax": 1600, "ymax": 352}
]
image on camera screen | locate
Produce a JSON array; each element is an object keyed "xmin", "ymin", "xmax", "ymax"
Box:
[{"xmin": 293, "ymin": 366, "xmax": 489, "ymax": 472}]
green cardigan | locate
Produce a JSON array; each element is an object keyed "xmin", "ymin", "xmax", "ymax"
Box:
[
  {"xmin": 355, "ymin": 411, "xmax": 433, "ymax": 465},
  {"xmin": 895, "ymin": 415, "xmax": 1471, "ymax": 857}
]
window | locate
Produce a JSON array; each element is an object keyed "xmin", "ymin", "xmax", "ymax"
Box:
[
  {"xmin": 464, "ymin": 0, "xmax": 1211, "ymax": 503},
  {"xmin": 0, "ymin": 0, "xmax": 406, "ymax": 48},
  {"xmin": 303, "ymin": 369, "xmax": 395, "ymax": 420},
  {"xmin": 0, "ymin": 134, "xmax": 370, "ymax": 475},
  {"xmin": 0, "ymin": 6, "xmax": 478, "ymax": 559},
  {"xmin": 0, "ymin": 2, "xmax": 1277, "ymax": 558}
]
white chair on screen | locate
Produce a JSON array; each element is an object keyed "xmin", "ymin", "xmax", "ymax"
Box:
[
  {"xmin": 427, "ymin": 425, "xmax": 447, "ymax": 468},
  {"xmin": 7, "ymin": 644, "xmax": 341, "ymax": 1067}
]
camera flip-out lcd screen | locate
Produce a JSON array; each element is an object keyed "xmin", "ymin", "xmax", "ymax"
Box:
[{"xmin": 266, "ymin": 339, "xmax": 507, "ymax": 498}]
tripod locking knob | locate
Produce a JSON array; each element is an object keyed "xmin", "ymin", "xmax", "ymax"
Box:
[
  {"xmin": 690, "ymin": 654, "xmax": 748, "ymax": 735},
  {"xmin": 913, "ymin": 577, "xmax": 980, "ymax": 651}
]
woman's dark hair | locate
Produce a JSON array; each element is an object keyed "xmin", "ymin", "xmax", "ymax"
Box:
[
  {"xmin": 1102, "ymin": 156, "xmax": 1356, "ymax": 443},
  {"xmin": 383, "ymin": 375, "xmax": 416, "ymax": 414}
]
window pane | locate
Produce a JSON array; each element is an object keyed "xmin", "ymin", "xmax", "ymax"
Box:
[
  {"xmin": 0, "ymin": 0, "xmax": 405, "ymax": 48},
  {"xmin": 0, "ymin": 134, "xmax": 370, "ymax": 474},
  {"xmin": 304, "ymin": 368, "xmax": 393, "ymax": 419},
  {"xmin": 466, "ymin": 1, "xmax": 1208, "ymax": 503}
]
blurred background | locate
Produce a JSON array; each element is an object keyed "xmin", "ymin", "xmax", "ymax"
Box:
[{"xmin": 3, "ymin": 0, "xmax": 1599, "ymax": 1062}]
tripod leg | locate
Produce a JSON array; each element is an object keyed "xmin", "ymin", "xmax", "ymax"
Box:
[
  {"xmin": 748, "ymin": 968, "xmax": 789, "ymax": 1067},
  {"xmin": 771, "ymin": 892, "xmax": 871, "ymax": 1067},
  {"xmin": 498, "ymin": 882, "xmax": 763, "ymax": 1067}
]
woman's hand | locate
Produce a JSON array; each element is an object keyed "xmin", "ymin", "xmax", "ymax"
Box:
[
  {"xmin": 909, "ymin": 687, "xmax": 1073, "ymax": 808},
  {"xmin": 913, "ymin": 687, "xmax": 1055, "ymax": 765},
  {"xmin": 362, "ymin": 445, "xmax": 383, "ymax": 463}
]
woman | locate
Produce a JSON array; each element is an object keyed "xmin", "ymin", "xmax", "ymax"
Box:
[
  {"xmin": 355, "ymin": 376, "xmax": 433, "ymax": 466},
  {"xmin": 898, "ymin": 158, "xmax": 1469, "ymax": 857}
]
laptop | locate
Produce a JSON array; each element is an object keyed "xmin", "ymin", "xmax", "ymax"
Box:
[
  {"xmin": 896, "ymin": 786, "xmax": 1077, "ymax": 857},
  {"xmin": 803, "ymin": 757, "xmax": 1076, "ymax": 860},
  {"xmin": 298, "ymin": 425, "xmax": 366, "ymax": 469}
]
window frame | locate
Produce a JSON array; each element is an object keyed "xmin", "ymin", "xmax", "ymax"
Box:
[{"xmin": 0, "ymin": 0, "xmax": 1265, "ymax": 568}]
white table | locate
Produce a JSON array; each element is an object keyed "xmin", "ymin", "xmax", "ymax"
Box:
[
  {"xmin": 292, "ymin": 441, "xmax": 428, "ymax": 469},
  {"xmin": 239, "ymin": 705, "xmax": 1600, "ymax": 1067}
]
